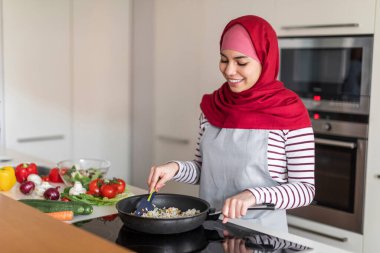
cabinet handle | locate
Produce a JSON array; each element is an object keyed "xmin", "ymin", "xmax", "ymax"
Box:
[
  {"xmin": 288, "ymin": 224, "xmax": 348, "ymax": 242},
  {"xmin": 157, "ymin": 135, "xmax": 190, "ymax": 145},
  {"xmin": 281, "ymin": 23, "xmax": 359, "ymax": 30},
  {"xmin": 17, "ymin": 135, "xmax": 64, "ymax": 143}
]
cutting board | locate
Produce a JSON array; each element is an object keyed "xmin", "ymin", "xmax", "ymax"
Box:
[{"xmin": 1, "ymin": 183, "xmax": 146, "ymax": 223}]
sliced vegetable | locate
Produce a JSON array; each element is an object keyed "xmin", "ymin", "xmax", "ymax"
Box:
[
  {"xmin": 19, "ymin": 181, "xmax": 35, "ymax": 195},
  {"xmin": 15, "ymin": 163, "xmax": 37, "ymax": 183},
  {"xmin": 0, "ymin": 166, "xmax": 17, "ymax": 191},
  {"xmin": 19, "ymin": 199, "xmax": 93, "ymax": 215},
  {"xmin": 47, "ymin": 211, "xmax": 74, "ymax": 221}
]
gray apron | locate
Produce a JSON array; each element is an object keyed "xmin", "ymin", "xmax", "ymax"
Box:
[{"xmin": 199, "ymin": 123, "xmax": 288, "ymax": 232}]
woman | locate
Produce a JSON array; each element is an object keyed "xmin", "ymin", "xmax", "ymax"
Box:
[{"xmin": 148, "ymin": 15, "xmax": 315, "ymax": 232}]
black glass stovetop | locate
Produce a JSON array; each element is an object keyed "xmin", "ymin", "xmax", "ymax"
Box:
[{"xmin": 74, "ymin": 216, "xmax": 311, "ymax": 253}]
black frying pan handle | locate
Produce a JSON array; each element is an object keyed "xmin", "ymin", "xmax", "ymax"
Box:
[
  {"xmin": 209, "ymin": 203, "xmax": 275, "ymax": 214},
  {"xmin": 247, "ymin": 203, "xmax": 275, "ymax": 210}
]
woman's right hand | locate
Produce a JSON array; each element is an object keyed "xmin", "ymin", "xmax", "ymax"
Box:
[{"xmin": 147, "ymin": 162, "xmax": 179, "ymax": 193}]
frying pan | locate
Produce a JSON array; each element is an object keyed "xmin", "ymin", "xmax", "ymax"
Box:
[
  {"xmin": 116, "ymin": 193, "xmax": 275, "ymax": 235},
  {"xmin": 116, "ymin": 194, "xmax": 210, "ymax": 234}
]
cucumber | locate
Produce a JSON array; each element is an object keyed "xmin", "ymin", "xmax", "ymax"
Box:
[{"xmin": 19, "ymin": 199, "xmax": 93, "ymax": 215}]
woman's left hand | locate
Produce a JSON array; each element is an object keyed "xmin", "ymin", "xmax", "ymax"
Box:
[{"xmin": 222, "ymin": 190, "xmax": 256, "ymax": 224}]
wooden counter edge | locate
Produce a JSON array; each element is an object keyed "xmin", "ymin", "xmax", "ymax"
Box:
[{"xmin": 0, "ymin": 194, "xmax": 135, "ymax": 253}]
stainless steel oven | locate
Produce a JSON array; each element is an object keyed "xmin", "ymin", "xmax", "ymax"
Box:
[{"xmin": 279, "ymin": 36, "xmax": 373, "ymax": 234}]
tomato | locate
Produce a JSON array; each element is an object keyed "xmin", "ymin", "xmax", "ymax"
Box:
[
  {"xmin": 88, "ymin": 179, "xmax": 103, "ymax": 196},
  {"xmin": 111, "ymin": 178, "xmax": 126, "ymax": 194},
  {"xmin": 100, "ymin": 184, "xmax": 117, "ymax": 199},
  {"xmin": 61, "ymin": 197, "xmax": 71, "ymax": 202},
  {"xmin": 41, "ymin": 175, "xmax": 50, "ymax": 182},
  {"xmin": 48, "ymin": 168, "xmax": 63, "ymax": 183}
]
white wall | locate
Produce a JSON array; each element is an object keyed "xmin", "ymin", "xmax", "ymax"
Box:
[
  {"xmin": 72, "ymin": 0, "xmax": 132, "ymax": 180},
  {"xmin": 131, "ymin": 0, "xmax": 155, "ymax": 189}
]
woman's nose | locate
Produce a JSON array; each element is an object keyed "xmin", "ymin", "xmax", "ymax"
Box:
[{"xmin": 224, "ymin": 62, "xmax": 236, "ymax": 76}]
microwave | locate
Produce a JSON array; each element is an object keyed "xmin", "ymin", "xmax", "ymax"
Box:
[{"xmin": 278, "ymin": 36, "xmax": 373, "ymax": 115}]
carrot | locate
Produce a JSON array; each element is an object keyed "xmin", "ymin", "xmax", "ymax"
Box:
[{"xmin": 46, "ymin": 210, "xmax": 74, "ymax": 221}]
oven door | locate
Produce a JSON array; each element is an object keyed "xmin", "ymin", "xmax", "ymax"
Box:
[{"xmin": 288, "ymin": 135, "xmax": 366, "ymax": 234}]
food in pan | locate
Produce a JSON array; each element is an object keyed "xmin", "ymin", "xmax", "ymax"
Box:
[{"xmin": 134, "ymin": 206, "xmax": 200, "ymax": 218}]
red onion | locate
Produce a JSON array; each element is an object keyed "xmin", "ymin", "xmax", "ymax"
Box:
[
  {"xmin": 20, "ymin": 181, "xmax": 35, "ymax": 195},
  {"xmin": 44, "ymin": 187, "xmax": 60, "ymax": 200}
]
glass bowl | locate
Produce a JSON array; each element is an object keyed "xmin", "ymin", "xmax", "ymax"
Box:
[{"xmin": 57, "ymin": 158, "xmax": 111, "ymax": 187}]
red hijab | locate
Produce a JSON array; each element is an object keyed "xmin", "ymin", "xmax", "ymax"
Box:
[{"xmin": 200, "ymin": 15, "xmax": 311, "ymax": 130}]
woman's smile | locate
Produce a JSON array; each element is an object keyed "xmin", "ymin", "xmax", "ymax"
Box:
[{"xmin": 227, "ymin": 78, "xmax": 244, "ymax": 86}]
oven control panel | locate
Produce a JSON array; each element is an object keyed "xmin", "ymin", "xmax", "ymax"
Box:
[{"xmin": 311, "ymin": 118, "xmax": 368, "ymax": 139}]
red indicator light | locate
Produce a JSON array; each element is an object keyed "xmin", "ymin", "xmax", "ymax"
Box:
[
  {"xmin": 313, "ymin": 95, "xmax": 321, "ymax": 101},
  {"xmin": 313, "ymin": 113, "xmax": 320, "ymax": 120}
]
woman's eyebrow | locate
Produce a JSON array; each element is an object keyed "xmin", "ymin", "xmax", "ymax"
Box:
[
  {"xmin": 220, "ymin": 53, "xmax": 248, "ymax": 60},
  {"xmin": 234, "ymin": 56, "xmax": 248, "ymax": 60}
]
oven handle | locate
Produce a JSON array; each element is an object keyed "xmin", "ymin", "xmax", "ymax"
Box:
[{"xmin": 315, "ymin": 138, "xmax": 357, "ymax": 149}]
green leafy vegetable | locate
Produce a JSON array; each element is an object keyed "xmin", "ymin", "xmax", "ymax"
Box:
[{"xmin": 62, "ymin": 166, "xmax": 105, "ymax": 188}]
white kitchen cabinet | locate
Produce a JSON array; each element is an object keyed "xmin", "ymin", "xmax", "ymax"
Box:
[
  {"xmin": 3, "ymin": 0, "xmax": 72, "ymax": 163},
  {"xmin": 288, "ymin": 216, "xmax": 363, "ymax": 253},
  {"xmin": 2, "ymin": 0, "xmax": 132, "ymax": 181},
  {"xmin": 363, "ymin": 172, "xmax": 380, "ymax": 253},
  {"xmin": 274, "ymin": 0, "xmax": 377, "ymax": 36}
]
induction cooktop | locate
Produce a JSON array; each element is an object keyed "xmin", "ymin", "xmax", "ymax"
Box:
[{"xmin": 74, "ymin": 215, "xmax": 312, "ymax": 253}]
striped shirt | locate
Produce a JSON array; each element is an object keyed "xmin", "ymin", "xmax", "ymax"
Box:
[{"xmin": 173, "ymin": 113, "xmax": 315, "ymax": 209}]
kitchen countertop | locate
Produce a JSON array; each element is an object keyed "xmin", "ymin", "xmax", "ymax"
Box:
[
  {"xmin": 0, "ymin": 194, "xmax": 133, "ymax": 253},
  {"xmin": 1, "ymin": 183, "xmax": 352, "ymax": 253},
  {"xmin": 0, "ymin": 149, "xmax": 352, "ymax": 253},
  {"xmin": 0, "ymin": 149, "xmax": 55, "ymax": 168}
]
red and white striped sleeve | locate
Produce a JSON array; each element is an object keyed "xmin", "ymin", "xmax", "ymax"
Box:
[
  {"xmin": 171, "ymin": 113, "xmax": 207, "ymax": 184},
  {"xmin": 249, "ymin": 127, "xmax": 315, "ymax": 209}
]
